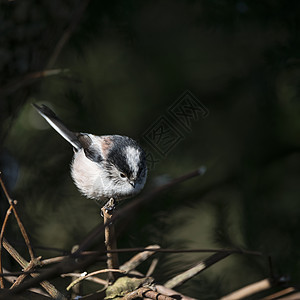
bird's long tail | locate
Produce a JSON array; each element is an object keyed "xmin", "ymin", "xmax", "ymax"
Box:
[{"xmin": 32, "ymin": 103, "xmax": 81, "ymax": 150}]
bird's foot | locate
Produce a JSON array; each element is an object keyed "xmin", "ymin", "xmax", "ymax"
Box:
[{"xmin": 100, "ymin": 198, "xmax": 116, "ymax": 217}]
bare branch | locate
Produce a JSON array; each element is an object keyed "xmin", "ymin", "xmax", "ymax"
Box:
[
  {"xmin": 102, "ymin": 198, "xmax": 119, "ymax": 282},
  {"xmin": 0, "ymin": 206, "xmax": 13, "ymax": 288},
  {"xmin": 2, "ymin": 239, "xmax": 64, "ymax": 299}
]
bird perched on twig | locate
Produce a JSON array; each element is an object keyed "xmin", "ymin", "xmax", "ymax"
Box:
[{"xmin": 33, "ymin": 104, "xmax": 147, "ymax": 206}]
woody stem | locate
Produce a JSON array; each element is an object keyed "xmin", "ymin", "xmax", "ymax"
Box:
[{"xmin": 101, "ymin": 198, "xmax": 119, "ymax": 282}]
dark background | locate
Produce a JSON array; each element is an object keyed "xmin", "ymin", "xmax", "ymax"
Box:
[{"xmin": 1, "ymin": 1, "xmax": 300, "ymax": 298}]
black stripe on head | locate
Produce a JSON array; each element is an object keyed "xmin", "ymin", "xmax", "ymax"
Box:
[
  {"xmin": 106, "ymin": 136, "xmax": 142, "ymax": 177},
  {"xmin": 136, "ymin": 149, "xmax": 147, "ymax": 180}
]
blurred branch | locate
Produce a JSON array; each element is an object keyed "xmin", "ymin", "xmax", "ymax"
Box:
[
  {"xmin": 0, "ymin": 69, "xmax": 69, "ymax": 97},
  {"xmin": 164, "ymin": 252, "xmax": 230, "ymax": 289},
  {"xmin": 262, "ymin": 287, "xmax": 296, "ymax": 300},
  {"xmin": 39, "ymin": 246, "xmax": 261, "ymax": 267},
  {"xmin": 70, "ymin": 245, "xmax": 80, "ymax": 299},
  {"xmin": 146, "ymin": 258, "xmax": 159, "ymax": 277},
  {"xmin": 106, "ymin": 247, "xmax": 261, "ymax": 256},
  {"xmin": 47, "ymin": 0, "xmax": 91, "ymax": 68},
  {"xmin": 221, "ymin": 278, "xmax": 271, "ymax": 300},
  {"xmin": 277, "ymin": 292, "xmax": 300, "ymax": 300}
]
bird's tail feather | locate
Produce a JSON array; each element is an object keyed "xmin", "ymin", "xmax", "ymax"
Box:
[{"xmin": 32, "ymin": 103, "xmax": 81, "ymax": 150}]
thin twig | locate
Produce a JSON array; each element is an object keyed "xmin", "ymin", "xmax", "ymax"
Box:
[
  {"xmin": 10, "ymin": 204, "xmax": 35, "ymax": 260},
  {"xmin": 0, "ymin": 206, "xmax": 13, "ymax": 288},
  {"xmin": 61, "ymin": 272, "xmax": 107, "ymax": 286},
  {"xmin": 221, "ymin": 278, "xmax": 271, "ymax": 300},
  {"xmin": 0, "ymin": 175, "xmax": 34, "ymax": 260},
  {"xmin": 120, "ymin": 245, "xmax": 160, "ymax": 273},
  {"xmin": 66, "ymin": 268, "xmax": 125, "ymax": 291}
]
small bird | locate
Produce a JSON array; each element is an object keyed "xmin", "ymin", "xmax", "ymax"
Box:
[{"xmin": 33, "ymin": 104, "xmax": 147, "ymax": 206}]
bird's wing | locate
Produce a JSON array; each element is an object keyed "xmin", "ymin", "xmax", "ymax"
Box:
[{"xmin": 77, "ymin": 133, "xmax": 103, "ymax": 163}]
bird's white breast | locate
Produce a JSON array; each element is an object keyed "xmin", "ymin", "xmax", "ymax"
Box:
[{"xmin": 71, "ymin": 149, "xmax": 107, "ymax": 200}]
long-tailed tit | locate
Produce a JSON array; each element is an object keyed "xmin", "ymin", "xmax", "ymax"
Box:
[{"xmin": 33, "ymin": 104, "xmax": 147, "ymax": 205}]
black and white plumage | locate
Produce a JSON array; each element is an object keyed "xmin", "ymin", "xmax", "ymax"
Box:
[{"xmin": 33, "ymin": 104, "xmax": 147, "ymax": 204}]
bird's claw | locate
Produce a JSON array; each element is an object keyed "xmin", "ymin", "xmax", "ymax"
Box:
[{"xmin": 100, "ymin": 198, "xmax": 116, "ymax": 217}]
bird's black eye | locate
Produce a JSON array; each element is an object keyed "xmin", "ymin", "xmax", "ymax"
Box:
[{"xmin": 120, "ymin": 172, "xmax": 126, "ymax": 179}]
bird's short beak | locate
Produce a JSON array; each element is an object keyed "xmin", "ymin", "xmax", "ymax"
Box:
[{"xmin": 129, "ymin": 180, "xmax": 135, "ymax": 188}]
